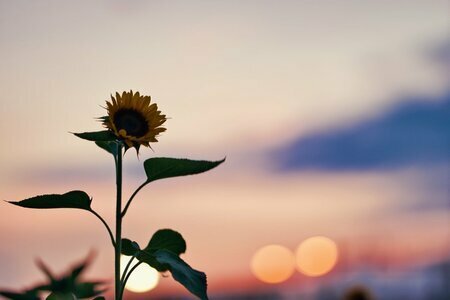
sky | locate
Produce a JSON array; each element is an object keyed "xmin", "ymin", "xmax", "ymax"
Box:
[{"xmin": 0, "ymin": 0, "xmax": 449, "ymax": 298}]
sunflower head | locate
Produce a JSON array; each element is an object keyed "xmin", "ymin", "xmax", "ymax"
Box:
[{"xmin": 103, "ymin": 90, "xmax": 167, "ymax": 152}]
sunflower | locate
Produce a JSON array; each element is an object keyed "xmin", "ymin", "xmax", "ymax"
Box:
[{"xmin": 103, "ymin": 90, "xmax": 167, "ymax": 151}]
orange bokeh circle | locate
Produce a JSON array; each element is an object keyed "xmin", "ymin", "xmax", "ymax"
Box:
[
  {"xmin": 251, "ymin": 244, "xmax": 296, "ymax": 284},
  {"xmin": 296, "ymin": 236, "xmax": 338, "ymax": 277}
]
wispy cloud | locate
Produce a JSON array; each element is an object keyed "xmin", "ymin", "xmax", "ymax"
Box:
[{"xmin": 274, "ymin": 93, "xmax": 450, "ymax": 171}]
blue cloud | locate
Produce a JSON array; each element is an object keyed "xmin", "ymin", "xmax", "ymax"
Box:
[{"xmin": 275, "ymin": 93, "xmax": 450, "ymax": 171}]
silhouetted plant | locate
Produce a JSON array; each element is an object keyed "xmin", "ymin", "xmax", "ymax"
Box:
[
  {"xmin": 0, "ymin": 252, "xmax": 106, "ymax": 300},
  {"xmin": 6, "ymin": 91, "xmax": 224, "ymax": 300}
]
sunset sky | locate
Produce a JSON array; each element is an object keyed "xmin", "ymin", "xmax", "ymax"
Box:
[{"xmin": 0, "ymin": 0, "xmax": 449, "ymax": 298}]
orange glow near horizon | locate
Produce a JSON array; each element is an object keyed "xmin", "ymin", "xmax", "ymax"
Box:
[
  {"xmin": 296, "ymin": 236, "xmax": 338, "ymax": 277},
  {"xmin": 251, "ymin": 245, "xmax": 295, "ymax": 284},
  {"xmin": 120, "ymin": 255, "xmax": 159, "ymax": 293}
]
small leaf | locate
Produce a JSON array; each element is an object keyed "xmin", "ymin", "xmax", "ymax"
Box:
[
  {"xmin": 73, "ymin": 131, "xmax": 116, "ymax": 142},
  {"xmin": 154, "ymin": 250, "xmax": 208, "ymax": 300},
  {"xmin": 95, "ymin": 141, "xmax": 118, "ymax": 156},
  {"xmin": 145, "ymin": 229, "xmax": 186, "ymax": 256},
  {"xmin": 121, "ymin": 239, "xmax": 140, "ymax": 256},
  {"xmin": 143, "ymin": 157, "xmax": 225, "ymax": 183},
  {"xmin": 7, "ymin": 191, "xmax": 92, "ymax": 210}
]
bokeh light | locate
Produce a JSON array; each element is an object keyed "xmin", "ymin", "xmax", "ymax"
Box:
[
  {"xmin": 296, "ymin": 236, "xmax": 338, "ymax": 277},
  {"xmin": 120, "ymin": 255, "xmax": 159, "ymax": 293},
  {"xmin": 251, "ymin": 244, "xmax": 295, "ymax": 284}
]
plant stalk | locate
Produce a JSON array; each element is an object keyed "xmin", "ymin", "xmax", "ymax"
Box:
[
  {"xmin": 115, "ymin": 143, "xmax": 123, "ymax": 300},
  {"xmin": 120, "ymin": 261, "xmax": 143, "ymax": 299},
  {"xmin": 120, "ymin": 254, "xmax": 136, "ymax": 285},
  {"xmin": 89, "ymin": 209, "xmax": 115, "ymax": 247},
  {"xmin": 121, "ymin": 181, "xmax": 146, "ymax": 217}
]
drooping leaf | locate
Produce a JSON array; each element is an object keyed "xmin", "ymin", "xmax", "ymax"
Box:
[
  {"xmin": 135, "ymin": 229, "xmax": 187, "ymax": 271},
  {"xmin": 145, "ymin": 229, "xmax": 186, "ymax": 256},
  {"xmin": 7, "ymin": 191, "xmax": 92, "ymax": 210},
  {"xmin": 95, "ymin": 141, "xmax": 118, "ymax": 156},
  {"xmin": 133, "ymin": 229, "xmax": 207, "ymax": 299},
  {"xmin": 154, "ymin": 250, "xmax": 208, "ymax": 300},
  {"xmin": 137, "ymin": 250, "xmax": 166, "ymax": 272},
  {"xmin": 73, "ymin": 131, "xmax": 116, "ymax": 142},
  {"xmin": 121, "ymin": 239, "xmax": 140, "ymax": 256},
  {"xmin": 143, "ymin": 157, "xmax": 225, "ymax": 183}
]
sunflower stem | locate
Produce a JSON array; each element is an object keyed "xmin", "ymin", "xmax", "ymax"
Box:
[
  {"xmin": 115, "ymin": 143, "xmax": 123, "ymax": 300},
  {"xmin": 89, "ymin": 209, "xmax": 115, "ymax": 247},
  {"xmin": 121, "ymin": 181, "xmax": 146, "ymax": 218},
  {"xmin": 120, "ymin": 253, "xmax": 136, "ymax": 284},
  {"xmin": 120, "ymin": 261, "xmax": 143, "ymax": 299}
]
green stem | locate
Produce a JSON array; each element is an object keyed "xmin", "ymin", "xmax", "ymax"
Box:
[
  {"xmin": 120, "ymin": 254, "xmax": 136, "ymax": 284},
  {"xmin": 115, "ymin": 143, "xmax": 123, "ymax": 300},
  {"xmin": 121, "ymin": 181, "xmax": 146, "ymax": 218},
  {"xmin": 120, "ymin": 261, "xmax": 143, "ymax": 299},
  {"xmin": 89, "ymin": 209, "xmax": 115, "ymax": 247}
]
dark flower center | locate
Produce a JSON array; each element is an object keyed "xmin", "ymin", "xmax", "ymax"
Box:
[{"xmin": 114, "ymin": 109, "xmax": 149, "ymax": 137}]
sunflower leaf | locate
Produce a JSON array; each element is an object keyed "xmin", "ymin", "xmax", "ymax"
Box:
[
  {"xmin": 134, "ymin": 229, "xmax": 186, "ymax": 272},
  {"xmin": 7, "ymin": 191, "xmax": 92, "ymax": 210},
  {"xmin": 95, "ymin": 141, "xmax": 118, "ymax": 156},
  {"xmin": 137, "ymin": 250, "xmax": 166, "ymax": 272},
  {"xmin": 121, "ymin": 239, "xmax": 140, "ymax": 256},
  {"xmin": 122, "ymin": 229, "xmax": 208, "ymax": 298},
  {"xmin": 153, "ymin": 250, "xmax": 208, "ymax": 300},
  {"xmin": 137, "ymin": 250, "xmax": 208, "ymax": 299},
  {"xmin": 73, "ymin": 130, "xmax": 117, "ymax": 142},
  {"xmin": 143, "ymin": 157, "xmax": 225, "ymax": 183},
  {"xmin": 144, "ymin": 229, "xmax": 186, "ymax": 256}
]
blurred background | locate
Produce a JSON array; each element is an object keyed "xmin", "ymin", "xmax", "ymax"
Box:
[{"xmin": 0, "ymin": 1, "xmax": 449, "ymax": 299}]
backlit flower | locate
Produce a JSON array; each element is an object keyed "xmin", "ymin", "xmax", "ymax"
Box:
[{"xmin": 103, "ymin": 90, "xmax": 166, "ymax": 151}]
